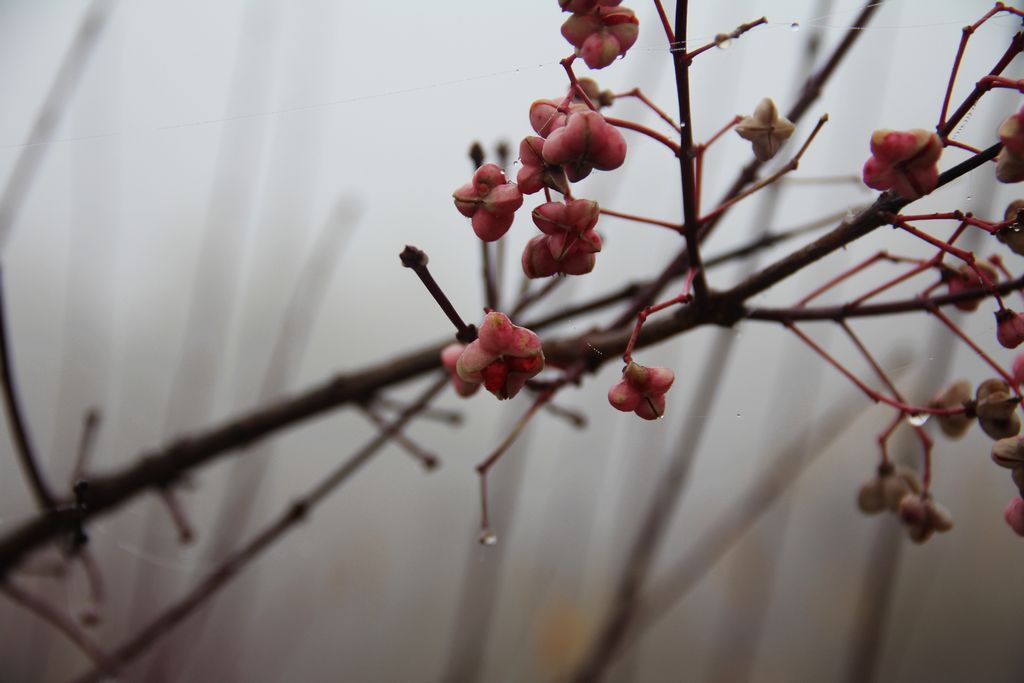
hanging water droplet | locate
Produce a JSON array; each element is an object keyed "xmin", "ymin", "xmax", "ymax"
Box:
[
  {"xmin": 735, "ymin": 412, "xmax": 742, "ymax": 418},
  {"xmin": 790, "ymin": 22, "xmax": 800, "ymax": 32},
  {"xmin": 715, "ymin": 34, "xmax": 731, "ymax": 50},
  {"xmin": 478, "ymin": 530, "xmax": 498, "ymax": 546},
  {"xmin": 906, "ymin": 413, "xmax": 930, "ymax": 427}
]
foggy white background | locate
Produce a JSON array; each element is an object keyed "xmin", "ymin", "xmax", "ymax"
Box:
[{"xmin": 1, "ymin": 1, "xmax": 1024, "ymax": 681}]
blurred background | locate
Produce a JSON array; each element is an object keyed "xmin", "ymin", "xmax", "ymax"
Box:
[{"xmin": 1, "ymin": 0, "xmax": 1024, "ymax": 681}]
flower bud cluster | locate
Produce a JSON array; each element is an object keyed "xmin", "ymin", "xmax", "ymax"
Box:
[
  {"xmin": 857, "ymin": 463, "xmax": 953, "ymax": 544},
  {"xmin": 444, "ymin": 312, "xmax": 545, "ymax": 401}
]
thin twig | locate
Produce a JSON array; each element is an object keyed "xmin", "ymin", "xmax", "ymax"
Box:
[
  {"xmin": 1, "ymin": 579, "xmax": 115, "ymax": 672},
  {"xmin": 68, "ymin": 375, "xmax": 448, "ymax": 683},
  {"xmin": 0, "ymin": 0, "xmax": 116, "ymax": 252},
  {"xmin": 70, "ymin": 408, "xmax": 101, "ymax": 486},
  {"xmin": 0, "ymin": 265, "xmax": 55, "ymax": 509}
]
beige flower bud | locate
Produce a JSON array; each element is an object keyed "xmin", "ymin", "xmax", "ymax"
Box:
[
  {"xmin": 977, "ymin": 378, "xmax": 1010, "ymax": 401},
  {"xmin": 856, "ymin": 465, "xmax": 921, "ymax": 515},
  {"xmin": 1013, "ymin": 465, "xmax": 1024, "ymax": 492},
  {"xmin": 992, "ymin": 436, "xmax": 1024, "ymax": 469},
  {"xmin": 898, "ymin": 493, "xmax": 953, "ymax": 544},
  {"xmin": 857, "ymin": 478, "xmax": 886, "ymax": 514},
  {"xmin": 998, "ymin": 200, "xmax": 1024, "ymax": 256},
  {"xmin": 976, "ymin": 379, "xmax": 1021, "ymax": 439},
  {"xmin": 735, "ymin": 98, "xmax": 796, "ymax": 162},
  {"xmin": 928, "ymin": 379, "xmax": 972, "ymax": 438}
]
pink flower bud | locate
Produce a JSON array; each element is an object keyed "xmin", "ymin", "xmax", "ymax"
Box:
[
  {"xmin": 522, "ymin": 235, "xmax": 598, "ymax": 278},
  {"xmin": 542, "ymin": 110, "xmax": 627, "ymax": 182},
  {"xmin": 561, "ymin": 6, "xmax": 639, "ymax": 70},
  {"xmin": 735, "ymin": 98, "xmax": 795, "ymax": 162},
  {"xmin": 607, "ymin": 361, "xmax": 675, "ymax": 420},
  {"xmin": 996, "ymin": 309, "xmax": 1024, "ymax": 349},
  {"xmin": 532, "ymin": 199, "xmax": 602, "ymax": 257},
  {"xmin": 441, "ymin": 344, "xmax": 480, "ymax": 397},
  {"xmin": 453, "ymin": 164, "xmax": 524, "ymax": 242},
  {"xmin": 1014, "ymin": 354, "xmax": 1024, "ymax": 387},
  {"xmin": 529, "ymin": 99, "xmax": 588, "ymax": 138},
  {"xmin": 862, "ymin": 129, "xmax": 942, "ymax": 199},
  {"xmin": 516, "ymin": 136, "xmax": 570, "ymax": 195},
  {"xmin": 946, "ymin": 263, "xmax": 997, "ymax": 312},
  {"xmin": 1005, "ymin": 497, "xmax": 1024, "ymax": 536},
  {"xmin": 455, "ymin": 313, "xmax": 544, "ymax": 400},
  {"xmin": 559, "ymin": 0, "xmax": 623, "ymax": 12}
]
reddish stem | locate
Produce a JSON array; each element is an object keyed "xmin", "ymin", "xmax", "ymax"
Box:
[
  {"xmin": 786, "ymin": 323, "xmax": 964, "ymax": 416},
  {"xmin": 604, "ymin": 116, "xmax": 682, "ymax": 155},
  {"xmin": 652, "ymin": 0, "xmax": 674, "ymax": 44},
  {"xmin": 599, "ymin": 207, "xmax": 682, "ymax": 232},
  {"xmin": 927, "ymin": 306, "xmax": 1018, "ymax": 391},
  {"xmin": 613, "ymin": 88, "xmax": 679, "ymax": 130}
]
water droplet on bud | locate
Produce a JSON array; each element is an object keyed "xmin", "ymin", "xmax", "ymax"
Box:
[
  {"xmin": 906, "ymin": 413, "xmax": 930, "ymax": 427},
  {"xmin": 478, "ymin": 530, "xmax": 498, "ymax": 546},
  {"xmin": 790, "ymin": 22, "xmax": 800, "ymax": 32},
  {"xmin": 716, "ymin": 36, "xmax": 732, "ymax": 50}
]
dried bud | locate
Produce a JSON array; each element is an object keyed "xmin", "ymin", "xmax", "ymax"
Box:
[
  {"xmin": 575, "ymin": 77, "xmax": 615, "ymax": 108},
  {"xmin": 857, "ymin": 464, "xmax": 921, "ymax": 515},
  {"xmin": 1005, "ymin": 497, "xmax": 1024, "ymax": 536},
  {"xmin": 992, "ymin": 436, "xmax": 1024, "ymax": 469},
  {"xmin": 929, "ymin": 379, "xmax": 972, "ymax": 439},
  {"xmin": 996, "ymin": 107, "xmax": 1024, "ymax": 183},
  {"xmin": 975, "ymin": 378, "xmax": 1021, "ymax": 439},
  {"xmin": 862, "ymin": 129, "xmax": 942, "ymax": 199},
  {"xmin": 898, "ymin": 493, "xmax": 953, "ymax": 544},
  {"xmin": 996, "ymin": 309, "xmax": 1024, "ymax": 349},
  {"xmin": 735, "ymin": 98, "xmax": 796, "ymax": 162},
  {"xmin": 1013, "ymin": 465, "xmax": 1024, "ymax": 492}
]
